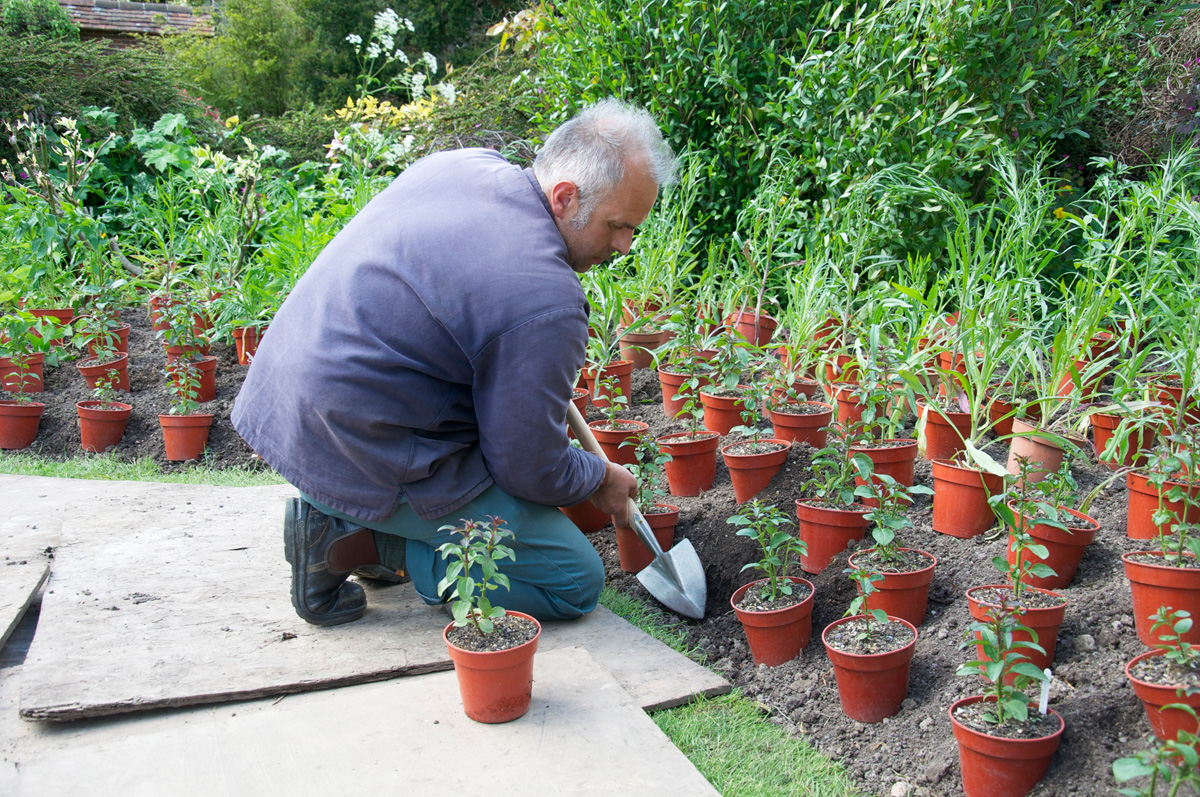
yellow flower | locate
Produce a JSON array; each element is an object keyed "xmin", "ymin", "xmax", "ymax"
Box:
[
  {"xmin": 1053, "ymin": 207, "xmax": 1066, "ymax": 220},
  {"xmin": 225, "ymin": 116, "xmax": 240, "ymax": 128}
]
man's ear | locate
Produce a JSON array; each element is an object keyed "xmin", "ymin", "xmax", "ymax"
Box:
[{"xmin": 548, "ymin": 180, "xmax": 579, "ymax": 222}]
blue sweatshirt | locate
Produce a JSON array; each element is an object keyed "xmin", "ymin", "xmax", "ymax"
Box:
[{"xmin": 231, "ymin": 148, "xmax": 607, "ymax": 522}]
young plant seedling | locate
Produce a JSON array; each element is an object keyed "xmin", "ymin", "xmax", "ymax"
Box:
[
  {"xmin": 802, "ymin": 422, "xmax": 876, "ymax": 508},
  {"xmin": 1143, "ymin": 432, "xmax": 1200, "ymax": 566},
  {"xmin": 597, "ymin": 373, "xmax": 629, "ymax": 425},
  {"xmin": 845, "ymin": 566, "xmax": 887, "ymax": 643},
  {"xmin": 165, "ymin": 361, "xmax": 203, "ymax": 416},
  {"xmin": 436, "ymin": 515, "xmax": 516, "ymax": 634},
  {"xmin": 91, "ymin": 370, "xmax": 122, "ymax": 404},
  {"xmin": 727, "ymin": 499, "xmax": 805, "ymax": 603},
  {"xmin": 1113, "ymin": 728, "xmax": 1200, "ymax": 797},
  {"xmin": 861, "ymin": 476, "xmax": 934, "ymax": 565},
  {"xmin": 729, "ymin": 381, "xmax": 772, "ymax": 446},
  {"xmin": 956, "ymin": 597, "xmax": 1049, "ymax": 726},
  {"xmin": 673, "ymin": 373, "xmax": 707, "ymax": 438},
  {"xmin": 1149, "ymin": 607, "xmax": 1200, "ymax": 670},
  {"xmin": 621, "ymin": 434, "xmax": 673, "ymax": 509}
]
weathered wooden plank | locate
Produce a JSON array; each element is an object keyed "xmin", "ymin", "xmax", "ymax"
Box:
[{"xmin": 0, "ymin": 561, "xmax": 48, "ymax": 653}]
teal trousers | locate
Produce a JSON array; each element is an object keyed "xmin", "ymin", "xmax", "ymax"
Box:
[{"xmin": 301, "ymin": 484, "xmax": 604, "ymax": 621}]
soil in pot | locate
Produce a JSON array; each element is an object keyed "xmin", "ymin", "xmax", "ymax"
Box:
[
  {"xmin": 588, "ymin": 419, "xmax": 648, "ymax": 467},
  {"xmin": 822, "ymin": 615, "xmax": 918, "ymax": 723},
  {"xmin": 444, "ymin": 611, "xmax": 541, "ymax": 724},
  {"xmin": 847, "ymin": 548, "xmax": 937, "ymax": 626},
  {"xmin": 730, "ymin": 576, "xmax": 815, "ymax": 666},
  {"xmin": 1125, "ymin": 649, "xmax": 1200, "ymax": 742},
  {"xmin": 768, "ymin": 401, "xmax": 833, "ymax": 448},
  {"xmin": 950, "ymin": 695, "xmax": 1064, "ymax": 797}
]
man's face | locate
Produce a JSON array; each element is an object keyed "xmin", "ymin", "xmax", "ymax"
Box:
[{"xmin": 552, "ymin": 166, "xmax": 659, "ymax": 274}]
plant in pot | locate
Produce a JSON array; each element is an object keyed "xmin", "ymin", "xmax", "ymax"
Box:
[
  {"xmin": 847, "ymin": 476, "xmax": 937, "ymax": 626},
  {"xmin": 1125, "ymin": 606, "xmax": 1200, "ymax": 744},
  {"xmin": 1126, "ymin": 427, "xmax": 1200, "ymax": 543},
  {"xmin": 586, "ymin": 375, "xmax": 647, "ymax": 468},
  {"xmin": 76, "ymin": 370, "xmax": 132, "ymax": 453},
  {"xmin": 72, "ymin": 313, "xmax": 130, "ymax": 392},
  {"xmin": 1003, "ymin": 340, "xmax": 1093, "ymax": 485},
  {"xmin": 764, "ymin": 356, "xmax": 833, "ymax": 448},
  {"xmin": 581, "ymin": 269, "xmax": 637, "ymax": 408},
  {"xmin": 209, "ymin": 267, "xmax": 284, "ymax": 365},
  {"xmin": 0, "ymin": 348, "xmax": 46, "ymax": 451},
  {"xmin": 822, "ymin": 566, "xmax": 918, "ymax": 723},
  {"xmin": 437, "ymin": 515, "xmax": 540, "ymax": 724},
  {"xmin": 1088, "ymin": 341, "xmax": 1162, "ymax": 470},
  {"xmin": 158, "ymin": 361, "xmax": 214, "ymax": 462},
  {"xmin": 950, "ymin": 598, "xmax": 1063, "ymax": 797},
  {"xmin": 1123, "ymin": 432, "xmax": 1200, "ymax": 646},
  {"xmin": 721, "ymin": 380, "xmax": 791, "ymax": 504},
  {"xmin": 1113, "ymin": 725, "xmax": 1200, "ymax": 796},
  {"xmin": 653, "ymin": 308, "xmax": 714, "ymax": 419},
  {"xmin": 0, "ymin": 311, "xmax": 62, "ymax": 395},
  {"xmin": 655, "ymin": 376, "xmax": 720, "ymax": 497},
  {"xmin": 697, "ymin": 327, "xmax": 756, "ymax": 435},
  {"xmin": 967, "ymin": 504, "xmax": 1068, "ymax": 675},
  {"xmin": 794, "ymin": 424, "xmax": 874, "ymax": 574},
  {"xmin": 727, "ymin": 500, "xmax": 814, "ymax": 667},
  {"xmin": 999, "ymin": 454, "xmax": 1101, "ymax": 591},
  {"xmin": 613, "ymin": 435, "xmax": 679, "ymax": 573}
]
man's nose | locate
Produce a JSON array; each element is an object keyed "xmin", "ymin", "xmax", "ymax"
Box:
[{"xmin": 613, "ymin": 229, "xmax": 634, "ymax": 256}]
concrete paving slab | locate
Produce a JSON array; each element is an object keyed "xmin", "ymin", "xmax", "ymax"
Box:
[
  {"xmin": 0, "ymin": 561, "xmax": 47, "ymax": 653},
  {"xmin": 16, "ymin": 477, "xmax": 727, "ymax": 720},
  {"xmin": 0, "ymin": 474, "xmax": 66, "ymax": 560},
  {"xmin": 7, "ymin": 645, "xmax": 719, "ymax": 796}
]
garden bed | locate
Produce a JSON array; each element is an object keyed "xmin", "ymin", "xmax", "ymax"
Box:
[{"xmin": 1, "ymin": 310, "xmax": 1160, "ymax": 796}]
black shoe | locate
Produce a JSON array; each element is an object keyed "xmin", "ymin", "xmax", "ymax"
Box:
[{"xmin": 283, "ymin": 498, "xmax": 367, "ymax": 626}]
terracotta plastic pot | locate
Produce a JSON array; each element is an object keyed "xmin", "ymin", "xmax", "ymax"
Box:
[
  {"xmin": 700, "ymin": 388, "xmax": 747, "ymax": 435},
  {"xmin": 76, "ymin": 353, "xmax": 129, "ymax": 392},
  {"xmin": 232, "ymin": 326, "xmax": 267, "ymax": 365},
  {"xmin": 949, "ymin": 695, "xmax": 1064, "ymax": 797},
  {"xmin": 1006, "ymin": 417, "xmax": 1069, "ymax": 485},
  {"xmin": 164, "ymin": 343, "xmax": 212, "ymax": 359},
  {"xmin": 725, "ymin": 310, "xmax": 778, "ymax": 346},
  {"xmin": 167, "ymin": 356, "xmax": 218, "ymax": 403},
  {"xmin": 1126, "ymin": 649, "xmax": 1200, "ymax": 742},
  {"xmin": 588, "ymin": 419, "xmax": 648, "ymax": 467},
  {"xmin": 444, "ymin": 611, "xmax": 541, "ymax": 724},
  {"xmin": 657, "ymin": 367, "xmax": 711, "ymax": 420},
  {"xmin": 618, "ymin": 328, "xmax": 667, "ymax": 370},
  {"xmin": 850, "ymin": 438, "xmax": 918, "ymax": 508},
  {"xmin": 795, "ymin": 499, "xmax": 871, "ymax": 574},
  {"xmin": 159, "ymin": 413, "xmax": 214, "ymax": 461},
  {"xmin": 147, "ymin": 294, "xmax": 177, "ymax": 333},
  {"xmin": 721, "ymin": 439, "xmax": 790, "ymax": 504},
  {"xmin": 919, "ymin": 402, "xmax": 971, "ymax": 462},
  {"xmin": 931, "ymin": 459, "xmax": 1003, "ymax": 538},
  {"xmin": 87, "ymin": 323, "xmax": 131, "ymax": 357},
  {"xmin": 1123, "ymin": 551, "xmax": 1200, "ymax": 646},
  {"xmin": 823, "ymin": 614, "xmax": 918, "ymax": 722},
  {"xmin": 0, "ymin": 400, "xmax": 45, "ymax": 450},
  {"xmin": 559, "ymin": 499, "xmax": 609, "ymax": 534},
  {"xmin": 1126, "ymin": 471, "xmax": 1200, "ymax": 540},
  {"xmin": 830, "ymin": 382, "xmax": 869, "ymax": 427},
  {"xmin": 570, "ymin": 386, "xmax": 588, "ymax": 416},
  {"xmin": 657, "ymin": 431, "xmax": 720, "ymax": 496},
  {"xmin": 0, "ymin": 353, "xmax": 45, "ymax": 393},
  {"xmin": 1091, "ymin": 411, "xmax": 1156, "ymax": 470},
  {"xmin": 614, "ymin": 504, "xmax": 679, "ymax": 573},
  {"xmin": 768, "ymin": 402, "xmax": 833, "ymax": 448},
  {"xmin": 847, "ymin": 549, "xmax": 938, "ymax": 626},
  {"xmin": 812, "ymin": 316, "xmax": 842, "ymax": 349},
  {"xmin": 966, "ymin": 585, "xmax": 1067, "ymax": 673},
  {"xmin": 76, "ymin": 400, "xmax": 132, "ymax": 453},
  {"xmin": 1006, "ymin": 505, "xmax": 1099, "ymax": 590},
  {"xmin": 583, "ymin": 360, "xmax": 634, "ymax": 410},
  {"xmin": 986, "ymin": 392, "xmax": 1019, "ymax": 438},
  {"xmin": 730, "ymin": 576, "xmax": 815, "ymax": 666}
]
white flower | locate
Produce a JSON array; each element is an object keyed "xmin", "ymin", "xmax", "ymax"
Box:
[
  {"xmin": 403, "ymin": 17, "xmax": 414, "ymax": 31},
  {"xmin": 410, "ymin": 72, "xmax": 427, "ymax": 98},
  {"xmin": 375, "ymin": 8, "xmax": 401, "ymax": 36},
  {"xmin": 422, "ymin": 52, "xmax": 437, "ymax": 74},
  {"xmin": 345, "ymin": 33, "xmax": 362, "ymax": 45},
  {"xmin": 395, "ymin": 49, "xmax": 409, "ymax": 65},
  {"xmin": 381, "ymin": 34, "xmax": 394, "ymax": 52},
  {"xmin": 435, "ymin": 82, "xmax": 457, "ymax": 104},
  {"xmin": 366, "ymin": 42, "xmax": 381, "ymax": 60}
]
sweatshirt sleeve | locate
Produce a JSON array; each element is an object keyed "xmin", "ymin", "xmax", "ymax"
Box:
[{"xmin": 470, "ymin": 306, "xmax": 607, "ymax": 507}]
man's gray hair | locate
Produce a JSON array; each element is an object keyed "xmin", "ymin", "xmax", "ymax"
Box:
[{"xmin": 533, "ymin": 98, "xmax": 678, "ymax": 229}]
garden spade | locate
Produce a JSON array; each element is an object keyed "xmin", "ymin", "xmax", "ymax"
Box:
[{"xmin": 566, "ymin": 402, "xmax": 707, "ymax": 619}]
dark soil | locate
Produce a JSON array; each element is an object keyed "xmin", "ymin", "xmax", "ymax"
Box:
[
  {"xmin": 0, "ymin": 305, "xmax": 265, "ymax": 472},
  {"xmin": 953, "ymin": 700, "xmax": 1065, "ymax": 740},
  {"xmin": 825, "ymin": 617, "xmax": 916, "ymax": 656},
  {"xmin": 582, "ymin": 366, "xmax": 1168, "ymax": 797},
  {"xmin": 2, "ymin": 320, "xmax": 1176, "ymax": 795}
]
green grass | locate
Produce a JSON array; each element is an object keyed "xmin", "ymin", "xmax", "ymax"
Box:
[
  {"xmin": 0, "ymin": 451, "xmax": 287, "ymax": 487},
  {"xmin": 599, "ymin": 586, "xmax": 858, "ymax": 797}
]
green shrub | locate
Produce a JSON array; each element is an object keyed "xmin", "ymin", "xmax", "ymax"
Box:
[
  {"xmin": 1, "ymin": 0, "xmax": 78, "ymax": 39},
  {"xmin": 239, "ymin": 104, "xmax": 341, "ymax": 167}
]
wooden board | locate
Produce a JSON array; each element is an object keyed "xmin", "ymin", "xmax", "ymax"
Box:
[
  {"xmin": 18, "ymin": 480, "xmax": 726, "ymax": 721},
  {"xmin": 0, "ymin": 561, "xmax": 48, "ymax": 653}
]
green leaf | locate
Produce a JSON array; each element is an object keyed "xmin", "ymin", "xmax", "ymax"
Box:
[{"xmin": 1112, "ymin": 757, "xmax": 1155, "ymax": 782}]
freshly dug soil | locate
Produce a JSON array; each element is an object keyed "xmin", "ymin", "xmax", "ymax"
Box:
[
  {"xmin": 825, "ymin": 617, "xmax": 915, "ymax": 656},
  {"xmin": 1, "ymin": 315, "xmax": 1174, "ymax": 795},
  {"xmin": 952, "ymin": 700, "xmax": 1064, "ymax": 741},
  {"xmin": 445, "ymin": 613, "xmax": 539, "ymax": 652}
]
